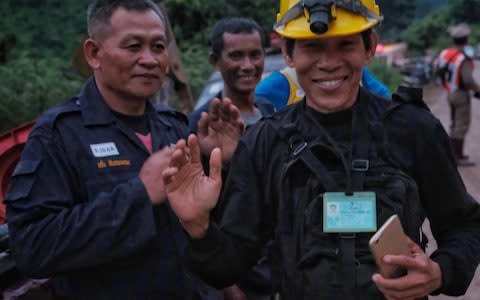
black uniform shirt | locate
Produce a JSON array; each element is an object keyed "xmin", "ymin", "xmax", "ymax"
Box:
[
  {"xmin": 5, "ymin": 77, "xmax": 199, "ymax": 299},
  {"xmin": 186, "ymin": 88, "xmax": 480, "ymax": 299}
]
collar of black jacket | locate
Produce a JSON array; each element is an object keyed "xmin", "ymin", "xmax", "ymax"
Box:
[{"xmin": 76, "ymin": 77, "xmax": 161, "ymax": 127}]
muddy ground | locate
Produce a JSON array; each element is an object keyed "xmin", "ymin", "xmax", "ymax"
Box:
[{"xmin": 420, "ymin": 69, "xmax": 480, "ymax": 300}]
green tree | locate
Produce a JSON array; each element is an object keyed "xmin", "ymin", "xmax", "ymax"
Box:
[
  {"xmin": 0, "ymin": 57, "xmax": 83, "ymax": 132},
  {"xmin": 0, "ymin": 0, "xmax": 88, "ymax": 131},
  {"xmin": 402, "ymin": 0, "xmax": 480, "ymax": 55},
  {"xmin": 369, "ymin": 59, "xmax": 403, "ymax": 93},
  {"xmin": 165, "ymin": 0, "xmax": 277, "ymax": 99},
  {"xmin": 0, "ymin": 0, "xmax": 455, "ymax": 132},
  {"xmin": 165, "ymin": 0, "xmax": 276, "ymax": 45},
  {"xmin": 376, "ymin": 0, "xmax": 416, "ymax": 41}
]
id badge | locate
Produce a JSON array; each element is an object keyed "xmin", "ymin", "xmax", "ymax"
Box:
[{"xmin": 323, "ymin": 192, "xmax": 377, "ymax": 233}]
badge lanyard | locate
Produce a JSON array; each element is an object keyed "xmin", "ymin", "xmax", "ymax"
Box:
[{"xmin": 303, "ymin": 95, "xmax": 371, "ymax": 195}]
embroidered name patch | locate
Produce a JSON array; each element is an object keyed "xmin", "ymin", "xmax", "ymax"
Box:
[
  {"xmin": 97, "ymin": 159, "xmax": 131, "ymax": 169},
  {"xmin": 108, "ymin": 159, "xmax": 131, "ymax": 167},
  {"xmin": 90, "ymin": 142, "xmax": 120, "ymax": 157}
]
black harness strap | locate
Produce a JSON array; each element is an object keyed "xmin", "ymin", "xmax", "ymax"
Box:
[
  {"xmin": 278, "ymin": 123, "xmax": 338, "ymax": 192},
  {"xmin": 301, "ymin": 95, "xmax": 372, "ymax": 291},
  {"xmin": 343, "ymin": 95, "xmax": 371, "ymax": 290},
  {"xmin": 278, "ymin": 95, "xmax": 373, "ymax": 291}
]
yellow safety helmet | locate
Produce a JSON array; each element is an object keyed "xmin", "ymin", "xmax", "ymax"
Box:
[{"xmin": 274, "ymin": 0, "xmax": 383, "ymax": 39}]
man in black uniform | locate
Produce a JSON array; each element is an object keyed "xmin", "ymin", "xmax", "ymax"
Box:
[
  {"xmin": 4, "ymin": 0, "xmax": 241, "ymax": 299},
  {"xmin": 163, "ymin": 0, "xmax": 480, "ymax": 299}
]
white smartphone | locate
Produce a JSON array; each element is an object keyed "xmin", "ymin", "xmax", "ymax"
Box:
[{"xmin": 369, "ymin": 214, "xmax": 411, "ymax": 278}]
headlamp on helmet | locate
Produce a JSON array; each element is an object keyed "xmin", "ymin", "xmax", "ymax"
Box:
[{"xmin": 303, "ymin": 0, "xmax": 335, "ymax": 34}]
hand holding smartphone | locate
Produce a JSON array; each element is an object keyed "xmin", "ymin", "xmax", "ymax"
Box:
[{"xmin": 369, "ymin": 215, "xmax": 412, "ymax": 278}]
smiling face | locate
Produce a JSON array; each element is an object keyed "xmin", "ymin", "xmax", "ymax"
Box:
[
  {"xmin": 85, "ymin": 7, "xmax": 168, "ymax": 114},
  {"xmin": 211, "ymin": 31, "xmax": 264, "ymax": 99},
  {"xmin": 284, "ymin": 32, "xmax": 377, "ymax": 113}
]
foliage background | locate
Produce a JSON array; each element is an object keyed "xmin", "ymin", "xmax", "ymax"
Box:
[{"xmin": 0, "ymin": 0, "xmax": 478, "ymax": 132}]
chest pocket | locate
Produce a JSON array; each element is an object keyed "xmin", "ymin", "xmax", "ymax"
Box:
[{"xmin": 85, "ymin": 170, "xmax": 138, "ymax": 201}]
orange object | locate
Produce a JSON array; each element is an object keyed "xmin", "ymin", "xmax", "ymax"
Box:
[{"xmin": 0, "ymin": 121, "xmax": 34, "ymax": 224}]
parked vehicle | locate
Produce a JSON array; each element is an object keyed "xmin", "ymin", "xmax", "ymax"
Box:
[{"xmin": 396, "ymin": 56, "xmax": 434, "ymax": 87}]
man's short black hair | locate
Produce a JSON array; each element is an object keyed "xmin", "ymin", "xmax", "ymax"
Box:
[
  {"xmin": 87, "ymin": 0, "xmax": 165, "ymax": 40},
  {"xmin": 284, "ymin": 29, "xmax": 374, "ymax": 57},
  {"xmin": 210, "ymin": 17, "xmax": 266, "ymax": 59}
]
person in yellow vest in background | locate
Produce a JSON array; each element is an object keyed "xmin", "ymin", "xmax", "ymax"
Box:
[
  {"xmin": 256, "ymin": 65, "xmax": 390, "ymax": 111},
  {"xmin": 435, "ymin": 23, "xmax": 480, "ymax": 167}
]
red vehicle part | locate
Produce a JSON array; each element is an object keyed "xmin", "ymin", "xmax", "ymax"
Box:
[{"xmin": 0, "ymin": 121, "xmax": 34, "ymax": 224}]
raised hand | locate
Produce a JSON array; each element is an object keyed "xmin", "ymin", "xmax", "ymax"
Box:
[
  {"xmin": 372, "ymin": 237, "xmax": 442, "ymax": 300},
  {"xmin": 163, "ymin": 134, "xmax": 222, "ymax": 238},
  {"xmin": 139, "ymin": 146, "xmax": 175, "ymax": 204},
  {"xmin": 197, "ymin": 97, "xmax": 245, "ymax": 163}
]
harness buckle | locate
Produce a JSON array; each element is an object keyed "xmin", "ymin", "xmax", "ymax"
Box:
[
  {"xmin": 288, "ymin": 136, "xmax": 308, "ymax": 156},
  {"xmin": 351, "ymin": 159, "xmax": 369, "ymax": 171},
  {"xmin": 339, "ymin": 233, "xmax": 356, "ymax": 239}
]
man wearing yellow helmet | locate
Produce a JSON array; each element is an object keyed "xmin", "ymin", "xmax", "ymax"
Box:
[{"xmin": 163, "ymin": 1, "xmax": 480, "ymax": 299}]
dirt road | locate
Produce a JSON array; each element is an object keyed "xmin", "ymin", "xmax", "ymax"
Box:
[{"xmin": 420, "ymin": 67, "xmax": 480, "ymax": 299}]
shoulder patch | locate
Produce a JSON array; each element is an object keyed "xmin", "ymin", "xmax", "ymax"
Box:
[{"xmin": 34, "ymin": 96, "xmax": 81, "ymax": 128}]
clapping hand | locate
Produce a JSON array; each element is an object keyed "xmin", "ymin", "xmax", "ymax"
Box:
[
  {"xmin": 163, "ymin": 134, "xmax": 222, "ymax": 238},
  {"xmin": 197, "ymin": 97, "xmax": 245, "ymax": 163},
  {"xmin": 139, "ymin": 146, "xmax": 175, "ymax": 204}
]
